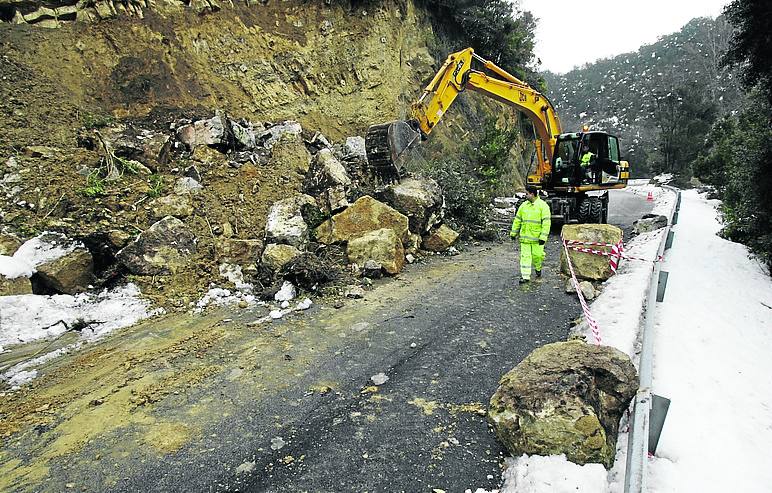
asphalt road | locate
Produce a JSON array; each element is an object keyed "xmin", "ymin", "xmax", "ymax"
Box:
[{"xmin": 0, "ymin": 190, "xmax": 652, "ymax": 493}]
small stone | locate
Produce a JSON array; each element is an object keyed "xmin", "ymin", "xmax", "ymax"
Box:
[{"xmin": 370, "ymin": 373, "xmax": 389, "ymax": 385}]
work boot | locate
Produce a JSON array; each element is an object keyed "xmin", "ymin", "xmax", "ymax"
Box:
[
  {"xmin": 535, "ymin": 270, "xmax": 542, "ymax": 278},
  {"xmin": 519, "ymin": 278, "xmax": 529, "ymax": 284}
]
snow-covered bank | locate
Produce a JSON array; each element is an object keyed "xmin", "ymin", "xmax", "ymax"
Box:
[
  {"xmin": 647, "ymin": 190, "xmax": 772, "ymax": 492},
  {"xmin": 496, "ymin": 186, "xmax": 772, "ymax": 492}
]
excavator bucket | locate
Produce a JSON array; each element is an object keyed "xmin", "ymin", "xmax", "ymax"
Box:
[{"xmin": 365, "ymin": 121, "xmax": 422, "ymax": 183}]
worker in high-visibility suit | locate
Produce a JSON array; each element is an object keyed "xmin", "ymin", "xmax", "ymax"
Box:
[{"xmin": 510, "ymin": 186, "xmax": 551, "ymax": 284}]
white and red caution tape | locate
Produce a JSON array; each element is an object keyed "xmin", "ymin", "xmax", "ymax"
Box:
[
  {"xmin": 564, "ymin": 239, "xmax": 663, "ymax": 273},
  {"xmin": 562, "ymin": 239, "xmax": 602, "ymax": 345}
]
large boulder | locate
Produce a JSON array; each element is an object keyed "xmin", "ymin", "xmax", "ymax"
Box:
[
  {"xmin": 381, "ymin": 177, "xmax": 443, "ymax": 234},
  {"xmin": 264, "ymin": 194, "xmax": 316, "ymax": 248},
  {"xmin": 560, "ymin": 224, "xmax": 623, "ymax": 281},
  {"xmin": 35, "ymin": 247, "xmax": 95, "ymax": 294},
  {"xmin": 489, "ymin": 340, "xmax": 637, "ymax": 468},
  {"xmin": 117, "ymin": 216, "xmax": 197, "ymax": 275},
  {"xmin": 422, "ymin": 224, "xmax": 460, "ymax": 252},
  {"xmin": 633, "ymin": 214, "xmax": 668, "ymax": 234},
  {"xmin": 314, "ymin": 196, "xmax": 409, "ymax": 245},
  {"xmin": 261, "ymin": 243, "xmax": 302, "ymax": 271},
  {"xmin": 346, "ymin": 228, "xmax": 405, "ymax": 275}
]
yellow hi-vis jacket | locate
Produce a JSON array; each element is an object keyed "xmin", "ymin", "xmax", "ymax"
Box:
[{"xmin": 510, "ymin": 197, "xmax": 551, "ymax": 244}]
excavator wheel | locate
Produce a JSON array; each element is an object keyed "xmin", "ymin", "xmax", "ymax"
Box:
[
  {"xmin": 578, "ymin": 197, "xmax": 603, "ymax": 224},
  {"xmin": 365, "ymin": 120, "xmax": 421, "ymax": 184}
]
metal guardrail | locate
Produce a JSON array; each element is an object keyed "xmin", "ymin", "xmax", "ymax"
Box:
[{"xmin": 623, "ymin": 186, "xmax": 681, "ymax": 492}]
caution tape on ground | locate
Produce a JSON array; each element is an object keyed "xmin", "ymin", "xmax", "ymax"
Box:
[{"xmin": 562, "ymin": 239, "xmax": 602, "ymax": 345}]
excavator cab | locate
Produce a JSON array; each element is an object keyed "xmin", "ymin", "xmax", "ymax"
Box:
[{"xmin": 548, "ymin": 131, "xmax": 627, "ymax": 189}]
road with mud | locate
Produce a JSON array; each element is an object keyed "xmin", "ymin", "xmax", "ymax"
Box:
[{"xmin": 0, "ymin": 190, "xmax": 651, "ymax": 493}]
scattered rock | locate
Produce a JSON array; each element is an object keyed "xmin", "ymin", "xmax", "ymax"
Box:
[
  {"xmin": 0, "ymin": 233, "xmax": 22, "ymax": 256},
  {"xmin": 579, "ymin": 281, "xmax": 597, "ymax": 300},
  {"xmin": 150, "ymin": 194, "xmax": 193, "ymax": 219},
  {"xmin": 0, "ymin": 274, "xmax": 33, "ymax": 295},
  {"xmin": 215, "ymin": 238, "xmax": 264, "ymax": 265},
  {"xmin": 314, "ymin": 196, "xmax": 409, "ymax": 245},
  {"xmin": 489, "ymin": 340, "xmax": 637, "ymax": 468},
  {"xmin": 370, "ymin": 373, "xmax": 389, "ymax": 385},
  {"xmin": 261, "ymin": 243, "xmax": 302, "ymax": 271},
  {"xmin": 565, "ymin": 278, "xmax": 577, "ymax": 294},
  {"xmin": 422, "ymin": 224, "xmax": 460, "ymax": 252},
  {"xmin": 34, "ymin": 247, "xmax": 95, "ymax": 294},
  {"xmin": 345, "ymin": 286, "xmax": 365, "ymax": 298},
  {"xmin": 381, "ymin": 176, "xmax": 443, "ymax": 234},
  {"xmin": 343, "ymin": 136, "xmax": 366, "ymax": 160},
  {"xmin": 265, "ymin": 194, "xmax": 316, "ymax": 247},
  {"xmin": 174, "ymin": 177, "xmax": 203, "ymax": 195},
  {"xmin": 362, "ymin": 259, "xmax": 383, "ymax": 278},
  {"xmin": 267, "ymin": 130, "xmax": 310, "ymax": 174},
  {"xmin": 270, "ymin": 436, "xmax": 286, "ymax": 450},
  {"xmin": 176, "ymin": 114, "xmax": 230, "ymax": 149},
  {"xmin": 633, "ymin": 214, "xmax": 668, "ymax": 234},
  {"xmin": 560, "ymin": 224, "xmax": 623, "ymax": 281},
  {"xmin": 258, "ymin": 121, "xmax": 303, "ymax": 150},
  {"xmin": 346, "ymin": 228, "xmax": 405, "ymax": 275},
  {"xmin": 117, "ymin": 216, "xmax": 197, "ymax": 275},
  {"xmin": 311, "ymin": 148, "xmax": 351, "ymax": 188}
]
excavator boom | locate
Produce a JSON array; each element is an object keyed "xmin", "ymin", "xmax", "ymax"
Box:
[{"xmin": 365, "ymin": 48, "xmax": 562, "ymax": 183}]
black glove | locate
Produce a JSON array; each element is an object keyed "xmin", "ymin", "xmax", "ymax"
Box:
[{"xmin": 538, "ymin": 239, "xmax": 546, "ymax": 245}]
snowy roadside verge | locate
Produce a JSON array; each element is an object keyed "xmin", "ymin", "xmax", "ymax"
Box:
[
  {"xmin": 496, "ymin": 183, "xmax": 677, "ymax": 493},
  {"xmin": 0, "ymin": 284, "xmax": 160, "ymax": 388}
]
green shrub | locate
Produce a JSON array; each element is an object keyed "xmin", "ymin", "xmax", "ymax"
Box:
[{"xmin": 83, "ymin": 170, "xmax": 106, "ymax": 197}]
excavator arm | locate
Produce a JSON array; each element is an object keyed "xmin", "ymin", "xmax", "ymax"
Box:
[{"xmin": 365, "ymin": 48, "xmax": 562, "ymax": 184}]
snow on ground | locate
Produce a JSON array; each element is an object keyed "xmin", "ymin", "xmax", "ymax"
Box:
[
  {"xmin": 647, "ymin": 190, "xmax": 772, "ymax": 492},
  {"xmin": 0, "ymin": 283, "xmax": 159, "ymax": 388},
  {"xmin": 0, "ymin": 283, "xmax": 155, "ymax": 347},
  {"xmin": 496, "ymin": 183, "xmax": 772, "ymax": 492}
]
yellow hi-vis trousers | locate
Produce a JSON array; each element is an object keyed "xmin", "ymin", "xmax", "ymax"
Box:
[{"xmin": 519, "ymin": 242, "xmax": 545, "ymax": 280}]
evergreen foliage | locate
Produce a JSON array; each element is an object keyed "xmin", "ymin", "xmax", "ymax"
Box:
[{"xmin": 420, "ymin": 0, "xmax": 537, "ymax": 71}]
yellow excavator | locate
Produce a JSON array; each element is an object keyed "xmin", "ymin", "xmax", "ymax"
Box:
[{"xmin": 365, "ymin": 48, "xmax": 630, "ymax": 223}]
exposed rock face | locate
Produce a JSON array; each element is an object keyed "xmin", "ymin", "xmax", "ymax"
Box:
[
  {"xmin": 215, "ymin": 238, "xmax": 264, "ymax": 265},
  {"xmin": 261, "ymin": 243, "xmax": 302, "ymax": 271},
  {"xmin": 314, "ymin": 196, "xmax": 409, "ymax": 245},
  {"xmin": 35, "ymin": 247, "xmax": 95, "ymax": 294},
  {"xmin": 117, "ymin": 216, "xmax": 197, "ymax": 275},
  {"xmin": 150, "ymin": 194, "xmax": 193, "ymax": 219},
  {"xmin": 0, "ymin": 275, "xmax": 33, "ymax": 295},
  {"xmin": 489, "ymin": 340, "xmax": 638, "ymax": 468},
  {"xmin": 381, "ymin": 177, "xmax": 443, "ymax": 233},
  {"xmin": 560, "ymin": 224, "xmax": 623, "ymax": 281},
  {"xmin": 346, "ymin": 228, "xmax": 405, "ymax": 275},
  {"xmin": 633, "ymin": 214, "xmax": 668, "ymax": 234},
  {"xmin": 0, "ymin": 234, "xmax": 22, "ymax": 256},
  {"xmin": 422, "ymin": 224, "xmax": 459, "ymax": 252},
  {"xmin": 265, "ymin": 194, "xmax": 316, "ymax": 247}
]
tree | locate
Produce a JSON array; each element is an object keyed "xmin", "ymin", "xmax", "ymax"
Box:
[{"xmin": 723, "ymin": 0, "xmax": 772, "ymax": 105}]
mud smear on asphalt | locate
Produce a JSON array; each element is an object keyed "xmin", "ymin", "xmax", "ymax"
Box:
[{"xmin": 0, "ymin": 248, "xmax": 481, "ymax": 491}]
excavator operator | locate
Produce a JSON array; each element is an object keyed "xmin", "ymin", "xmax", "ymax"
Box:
[{"xmin": 579, "ymin": 143, "xmax": 596, "ymax": 183}]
